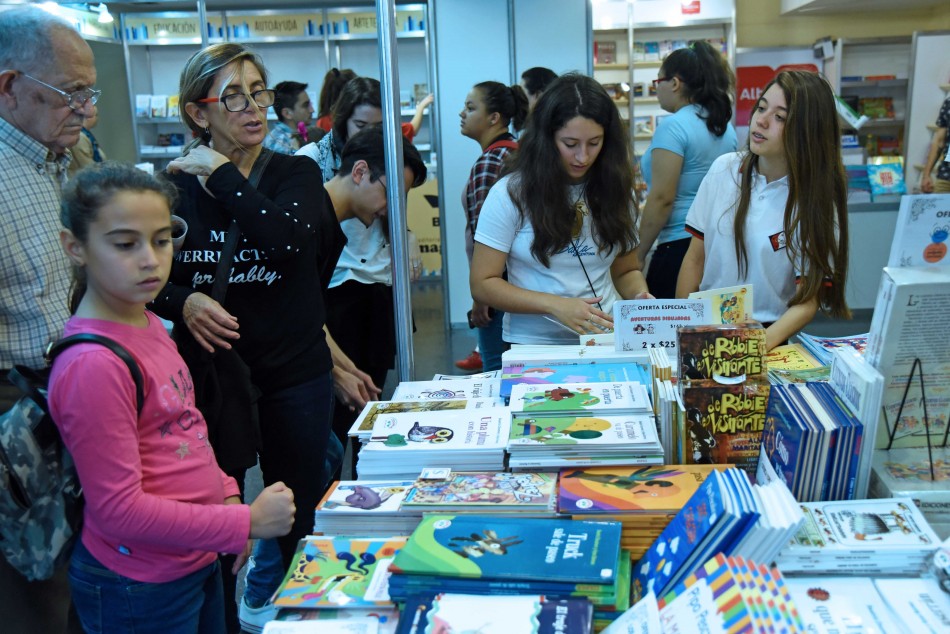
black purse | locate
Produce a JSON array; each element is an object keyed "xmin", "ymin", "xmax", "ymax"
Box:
[{"xmin": 172, "ymin": 150, "xmax": 274, "ymax": 474}]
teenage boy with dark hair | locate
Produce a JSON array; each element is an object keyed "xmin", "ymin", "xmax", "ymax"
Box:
[{"xmin": 263, "ymin": 80, "xmax": 313, "ymax": 154}]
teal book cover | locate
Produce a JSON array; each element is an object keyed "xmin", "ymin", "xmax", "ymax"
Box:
[{"xmin": 390, "ymin": 514, "xmax": 621, "ymax": 584}]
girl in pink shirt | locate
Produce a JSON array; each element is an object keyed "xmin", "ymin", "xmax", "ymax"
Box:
[{"xmin": 50, "ymin": 162, "xmax": 295, "ymax": 634}]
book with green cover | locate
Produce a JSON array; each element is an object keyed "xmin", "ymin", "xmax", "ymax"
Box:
[
  {"xmin": 390, "ymin": 515, "xmax": 621, "ymax": 584},
  {"xmin": 272, "ymin": 536, "xmax": 408, "ymax": 609}
]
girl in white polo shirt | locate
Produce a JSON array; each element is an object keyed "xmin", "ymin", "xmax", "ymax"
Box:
[{"xmin": 676, "ymin": 70, "xmax": 851, "ymax": 350}]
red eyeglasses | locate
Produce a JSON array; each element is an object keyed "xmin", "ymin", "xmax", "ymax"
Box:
[{"xmin": 652, "ymin": 76, "xmax": 675, "ymax": 89}]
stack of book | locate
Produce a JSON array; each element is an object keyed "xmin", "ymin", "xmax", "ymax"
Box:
[
  {"xmin": 506, "ymin": 381, "xmax": 659, "ymax": 470},
  {"xmin": 271, "ymin": 536, "xmax": 408, "ymax": 612},
  {"xmin": 796, "ymin": 331, "xmax": 868, "ymax": 366},
  {"xmin": 630, "ymin": 467, "xmax": 803, "ymax": 602},
  {"xmin": 387, "ymin": 514, "xmax": 631, "ymax": 629},
  {"xmin": 266, "ymin": 608, "xmax": 399, "ymax": 633},
  {"xmin": 556, "ymin": 464, "xmax": 727, "ymax": 561},
  {"xmin": 395, "ymin": 593, "xmax": 593, "ymax": 633},
  {"xmin": 356, "ymin": 408, "xmax": 510, "ymax": 479},
  {"xmin": 500, "ymin": 344, "xmax": 650, "ymax": 401},
  {"xmin": 313, "ymin": 479, "xmax": 419, "ymax": 537},
  {"xmin": 676, "ymin": 323, "xmax": 770, "ymax": 475},
  {"xmin": 347, "ymin": 399, "xmax": 501, "ymax": 442},
  {"xmin": 764, "ymin": 342, "xmax": 826, "ymax": 385},
  {"xmin": 400, "ymin": 471, "xmax": 558, "ymax": 518},
  {"xmin": 756, "ymin": 382, "xmax": 864, "ymax": 502},
  {"xmin": 655, "ymin": 554, "xmax": 804, "ymax": 633},
  {"xmin": 774, "ymin": 497, "xmax": 941, "ymax": 576}
]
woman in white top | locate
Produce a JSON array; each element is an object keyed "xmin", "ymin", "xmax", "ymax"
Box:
[{"xmin": 471, "ymin": 73, "xmax": 651, "ymax": 345}]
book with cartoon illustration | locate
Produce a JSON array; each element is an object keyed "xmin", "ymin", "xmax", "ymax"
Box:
[
  {"xmin": 677, "ymin": 323, "xmax": 767, "ymax": 387},
  {"xmin": 500, "ymin": 360, "xmax": 650, "ymax": 400},
  {"xmin": 764, "ymin": 343, "xmax": 821, "ymax": 371},
  {"xmin": 508, "ymin": 413, "xmax": 659, "ymax": 449},
  {"xmin": 887, "ymin": 194, "xmax": 950, "ymax": 268},
  {"xmin": 316, "ymin": 480, "xmax": 414, "ymax": 515},
  {"xmin": 389, "ymin": 379, "xmax": 502, "ymax": 402},
  {"xmin": 348, "ymin": 399, "xmax": 500, "ymax": 439},
  {"xmin": 390, "ymin": 515, "xmax": 622, "ymax": 584},
  {"xmin": 557, "ymin": 465, "xmax": 726, "ymax": 515},
  {"xmin": 688, "ymin": 284, "xmax": 753, "ymax": 324},
  {"xmin": 509, "ymin": 382, "xmax": 651, "ymax": 417},
  {"xmin": 678, "ymin": 380, "xmax": 771, "ymax": 476},
  {"xmin": 272, "ymin": 536, "xmax": 408, "ymax": 609},
  {"xmin": 394, "ymin": 593, "xmax": 593, "ymax": 634},
  {"xmin": 401, "ymin": 472, "xmax": 556, "ymax": 512}
]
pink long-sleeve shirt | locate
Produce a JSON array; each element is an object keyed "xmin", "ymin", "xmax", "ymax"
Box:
[{"xmin": 49, "ymin": 312, "xmax": 250, "ymax": 583}]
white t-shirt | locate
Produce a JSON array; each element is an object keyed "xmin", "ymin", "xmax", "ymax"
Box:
[
  {"xmin": 684, "ymin": 152, "xmax": 798, "ymax": 323},
  {"xmin": 474, "ymin": 174, "xmax": 623, "ymax": 344}
]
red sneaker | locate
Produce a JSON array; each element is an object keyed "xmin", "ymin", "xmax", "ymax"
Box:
[{"xmin": 454, "ymin": 350, "xmax": 483, "ymax": 371}]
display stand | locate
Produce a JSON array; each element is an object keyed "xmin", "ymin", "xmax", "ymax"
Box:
[{"xmin": 883, "ymin": 357, "xmax": 950, "ymax": 480}]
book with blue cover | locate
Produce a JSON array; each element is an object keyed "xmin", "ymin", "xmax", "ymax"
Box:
[
  {"xmin": 390, "ymin": 515, "xmax": 622, "ymax": 584},
  {"xmin": 758, "ymin": 386, "xmax": 810, "ymax": 499},
  {"xmin": 500, "ymin": 361, "xmax": 650, "ymax": 399}
]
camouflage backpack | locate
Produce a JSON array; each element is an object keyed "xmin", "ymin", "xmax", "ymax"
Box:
[{"xmin": 0, "ymin": 334, "xmax": 142, "ymax": 581}]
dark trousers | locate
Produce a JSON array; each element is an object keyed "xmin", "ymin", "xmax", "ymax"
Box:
[{"xmin": 645, "ymin": 237, "xmax": 692, "ymax": 299}]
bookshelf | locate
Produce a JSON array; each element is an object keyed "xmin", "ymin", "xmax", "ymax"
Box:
[
  {"xmin": 590, "ymin": 0, "xmax": 735, "ymax": 160},
  {"xmin": 119, "ymin": 5, "xmax": 433, "ymax": 169}
]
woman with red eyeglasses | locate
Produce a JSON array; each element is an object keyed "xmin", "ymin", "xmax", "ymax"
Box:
[{"xmin": 634, "ymin": 39, "xmax": 737, "ymax": 298}]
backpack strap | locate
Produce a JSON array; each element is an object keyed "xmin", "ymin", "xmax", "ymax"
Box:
[
  {"xmin": 485, "ymin": 139, "xmax": 518, "ymax": 152},
  {"xmin": 47, "ymin": 334, "xmax": 145, "ymax": 416}
]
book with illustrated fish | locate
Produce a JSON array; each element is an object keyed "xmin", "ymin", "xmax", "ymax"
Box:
[{"xmin": 272, "ymin": 536, "xmax": 408, "ymax": 609}]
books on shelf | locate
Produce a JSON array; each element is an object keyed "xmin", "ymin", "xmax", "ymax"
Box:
[
  {"xmin": 866, "ymin": 267, "xmax": 950, "ymax": 451},
  {"xmin": 395, "ymin": 593, "xmax": 593, "ymax": 634},
  {"xmin": 272, "ymin": 536, "xmax": 408, "ymax": 609},
  {"xmin": 775, "ymin": 497, "xmax": 941, "ymax": 576},
  {"xmin": 357, "ymin": 408, "xmax": 510, "ymax": 479},
  {"xmin": 887, "ymin": 193, "xmax": 950, "ymax": 267},
  {"xmin": 400, "ymin": 471, "xmax": 557, "ymax": 514}
]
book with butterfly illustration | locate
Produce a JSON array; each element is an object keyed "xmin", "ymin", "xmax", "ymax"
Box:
[
  {"xmin": 508, "ymin": 382, "xmax": 651, "ymax": 417},
  {"xmin": 272, "ymin": 536, "xmax": 408, "ymax": 609}
]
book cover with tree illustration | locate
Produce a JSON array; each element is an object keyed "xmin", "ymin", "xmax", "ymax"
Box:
[
  {"xmin": 556, "ymin": 464, "xmax": 726, "ymax": 514},
  {"xmin": 508, "ymin": 413, "xmax": 658, "ymax": 448},
  {"xmin": 390, "ymin": 515, "xmax": 621, "ymax": 584},
  {"xmin": 273, "ymin": 536, "xmax": 408, "ymax": 609}
]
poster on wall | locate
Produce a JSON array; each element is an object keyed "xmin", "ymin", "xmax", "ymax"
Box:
[{"xmin": 735, "ymin": 48, "xmax": 819, "ymax": 143}]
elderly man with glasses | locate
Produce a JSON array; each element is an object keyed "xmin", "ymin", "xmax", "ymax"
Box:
[{"xmin": 0, "ymin": 7, "xmax": 97, "ymax": 633}]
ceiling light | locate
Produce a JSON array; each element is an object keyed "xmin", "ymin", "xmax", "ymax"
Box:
[{"xmin": 92, "ymin": 3, "xmax": 114, "ymax": 24}]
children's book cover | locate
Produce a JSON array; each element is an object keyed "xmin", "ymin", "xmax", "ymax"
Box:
[
  {"xmin": 784, "ymin": 576, "xmax": 903, "ymax": 634},
  {"xmin": 500, "ymin": 362, "xmax": 648, "ymax": 398},
  {"xmin": 656, "ymin": 553, "xmax": 755, "ymax": 633},
  {"xmin": 363, "ymin": 408, "xmax": 510, "ymax": 453},
  {"xmin": 390, "ymin": 515, "xmax": 622, "ymax": 584},
  {"xmin": 764, "ymin": 343, "xmax": 821, "ymax": 371},
  {"xmin": 787, "ymin": 497, "xmax": 939, "ymax": 551},
  {"xmin": 401, "ymin": 472, "xmax": 556, "ymax": 510},
  {"xmin": 887, "ymin": 194, "xmax": 950, "ymax": 267},
  {"xmin": 679, "ymin": 380, "xmax": 770, "ymax": 476},
  {"xmin": 557, "ymin": 465, "xmax": 726, "ymax": 514},
  {"xmin": 273, "ymin": 537, "xmax": 408, "ymax": 609},
  {"xmin": 758, "ymin": 387, "xmax": 810, "ymax": 499},
  {"xmin": 508, "ymin": 413, "xmax": 657, "ymax": 447},
  {"xmin": 677, "ymin": 324, "xmax": 766, "ymax": 386},
  {"xmin": 509, "ymin": 382, "xmax": 650, "ymax": 415},
  {"xmin": 395, "ymin": 594, "xmax": 593, "ymax": 634},
  {"xmin": 389, "ymin": 379, "xmax": 501, "ymax": 402},
  {"xmin": 688, "ymin": 284, "xmax": 753, "ymax": 325},
  {"xmin": 350, "ymin": 399, "xmax": 499, "ymax": 436},
  {"xmin": 316, "ymin": 480, "xmax": 414, "ymax": 514}
]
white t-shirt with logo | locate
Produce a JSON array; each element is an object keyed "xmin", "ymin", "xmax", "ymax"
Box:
[
  {"xmin": 475, "ymin": 174, "xmax": 623, "ymax": 344},
  {"xmin": 684, "ymin": 152, "xmax": 798, "ymax": 323}
]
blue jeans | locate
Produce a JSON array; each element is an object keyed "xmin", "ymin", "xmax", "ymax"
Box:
[
  {"xmin": 478, "ymin": 308, "xmax": 508, "ymax": 372},
  {"xmin": 244, "ymin": 373, "xmax": 334, "ymax": 605},
  {"xmin": 68, "ymin": 539, "xmax": 225, "ymax": 634}
]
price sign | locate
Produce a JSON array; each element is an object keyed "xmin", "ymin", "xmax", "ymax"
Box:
[{"xmin": 613, "ymin": 299, "xmax": 712, "ymax": 354}]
